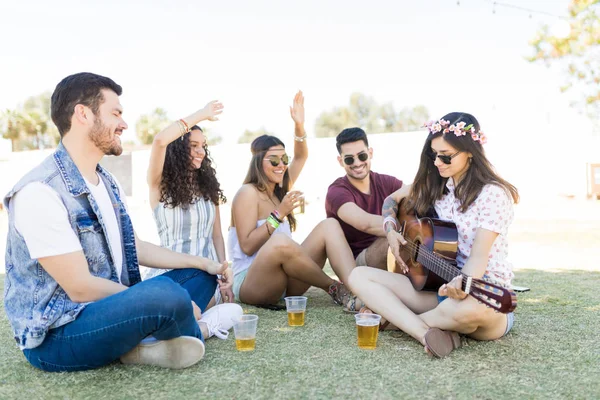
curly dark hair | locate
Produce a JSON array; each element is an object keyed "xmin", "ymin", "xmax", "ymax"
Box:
[{"xmin": 159, "ymin": 126, "xmax": 226, "ymax": 208}]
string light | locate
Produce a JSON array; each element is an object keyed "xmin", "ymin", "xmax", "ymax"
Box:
[{"xmin": 457, "ymin": 0, "xmax": 569, "ymax": 20}]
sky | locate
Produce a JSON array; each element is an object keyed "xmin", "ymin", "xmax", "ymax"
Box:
[{"xmin": 0, "ymin": 0, "xmax": 593, "ymax": 149}]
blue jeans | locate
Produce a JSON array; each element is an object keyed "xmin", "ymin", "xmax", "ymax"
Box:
[{"xmin": 23, "ymin": 269, "xmax": 217, "ymax": 372}]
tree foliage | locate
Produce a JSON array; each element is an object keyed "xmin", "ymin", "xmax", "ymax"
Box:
[
  {"xmin": 135, "ymin": 108, "xmax": 170, "ymax": 145},
  {"xmin": 238, "ymin": 126, "xmax": 273, "ymax": 144},
  {"xmin": 528, "ymin": 0, "xmax": 600, "ymax": 116},
  {"xmin": 314, "ymin": 92, "xmax": 430, "ymax": 138},
  {"xmin": 0, "ymin": 92, "xmax": 59, "ymax": 151}
]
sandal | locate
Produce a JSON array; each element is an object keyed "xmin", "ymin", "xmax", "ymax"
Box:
[
  {"xmin": 327, "ymin": 281, "xmax": 364, "ymax": 313},
  {"xmin": 423, "ymin": 328, "xmax": 461, "ymax": 358},
  {"xmin": 358, "ymin": 306, "xmax": 391, "ymax": 331}
]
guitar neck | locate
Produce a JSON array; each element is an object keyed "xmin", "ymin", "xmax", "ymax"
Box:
[{"xmin": 414, "ymin": 242, "xmax": 465, "ymax": 285}]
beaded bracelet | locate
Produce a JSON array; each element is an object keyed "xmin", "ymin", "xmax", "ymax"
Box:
[
  {"xmin": 294, "ymin": 134, "xmax": 307, "ymax": 142},
  {"xmin": 271, "ymin": 210, "xmax": 283, "ymax": 223}
]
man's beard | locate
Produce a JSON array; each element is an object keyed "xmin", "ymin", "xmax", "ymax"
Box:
[{"xmin": 89, "ymin": 118, "xmax": 123, "ymax": 156}]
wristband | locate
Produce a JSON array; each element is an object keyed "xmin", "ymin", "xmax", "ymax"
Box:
[
  {"xmin": 267, "ymin": 215, "xmax": 280, "ymax": 230},
  {"xmin": 271, "ymin": 210, "xmax": 283, "ymax": 223},
  {"xmin": 294, "ymin": 134, "xmax": 307, "ymax": 142}
]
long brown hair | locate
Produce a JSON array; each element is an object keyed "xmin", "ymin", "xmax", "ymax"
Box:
[
  {"xmin": 406, "ymin": 112, "xmax": 519, "ymax": 215},
  {"xmin": 243, "ymin": 135, "xmax": 297, "ymax": 231}
]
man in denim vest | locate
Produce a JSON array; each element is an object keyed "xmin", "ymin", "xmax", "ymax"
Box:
[{"xmin": 3, "ymin": 72, "xmax": 241, "ymax": 371}]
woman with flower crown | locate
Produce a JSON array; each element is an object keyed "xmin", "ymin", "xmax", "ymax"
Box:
[{"xmin": 347, "ymin": 112, "xmax": 519, "ymax": 358}]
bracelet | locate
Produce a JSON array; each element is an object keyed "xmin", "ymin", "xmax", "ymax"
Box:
[
  {"xmin": 383, "ymin": 216, "xmax": 398, "ymax": 233},
  {"xmin": 271, "ymin": 210, "xmax": 283, "ymax": 223},
  {"xmin": 294, "ymin": 134, "xmax": 307, "ymax": 142},
  {"xmin": 176, "ymin": 120, "xmax": 189, "ymax": 137},
  {"xmin": 179, "ymin": 118, "xmax": 190, "ymax": 132},
  {"xmin": 265, "ymin": 222, "xmax": 273, "ymax": 236},
  {"xmin": 267, "ymin": 215, "xmax": 280, "ymax": 230}
]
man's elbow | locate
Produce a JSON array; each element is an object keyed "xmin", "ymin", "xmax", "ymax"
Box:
[
  {"xmin": 66, "ymin": 288, "xmax": 93, "ymax": 303},
  {"xmin": 64, "ymin": 277, "xmax": 96, "ymax": 303}
]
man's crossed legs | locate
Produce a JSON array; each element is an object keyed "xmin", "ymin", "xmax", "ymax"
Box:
[{"xmin": 23, "ymin": 269, "xmax": 220, "ymax": 372}]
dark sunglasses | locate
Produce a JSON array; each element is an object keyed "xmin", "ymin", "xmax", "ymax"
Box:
[
  {"xmin": 264, "ymin": 154, "xmax": 289, "ymax": 167},
  {"xmin": 343, "ymin": 152, "xmax": 369, "ymax": 165},
  {"xmin": 428, "ymin": 151, "xmax": 461, "ymax": 165}
]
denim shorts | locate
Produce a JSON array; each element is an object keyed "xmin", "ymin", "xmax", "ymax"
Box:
[
  {"xmin": 437, "ymin": 294, "xmax": 514, "ymax": 337},
  {"xmin": 232, "ymin": 269, "xmax": 249, "ymax": 301},
  {"xmin": 232, "ymin": 269, "xmax": 286, "ymax": 303}
]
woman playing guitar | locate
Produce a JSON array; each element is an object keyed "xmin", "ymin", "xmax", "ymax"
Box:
[{"xmin": 348, "ymin": 112, "xmax": 519, "ymax": 358}]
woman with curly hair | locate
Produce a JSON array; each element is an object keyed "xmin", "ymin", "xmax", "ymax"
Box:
[
  {"xmin": 229, "ymin": 91, "xmax": 362, "ymax": 310},
  {"xmin": 143, "ymin": 101, "xmax": 242, "ymax": 341}
]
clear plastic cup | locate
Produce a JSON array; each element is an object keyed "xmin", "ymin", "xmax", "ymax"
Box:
[
  {"xmin": 233, "ymin": 314, "xmax": 258, "ymax": 351},
  {"xmin": 284, "ymin": 296, "xmax": 307, "ymax": 326},
  {"xmin": 355, "ymin": 313, "xmax": 382, "ymax": 349}
]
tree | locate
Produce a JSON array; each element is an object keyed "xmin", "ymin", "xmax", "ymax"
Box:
[
  {"xmin": 238, "ymin": 127, "xmax": 273, "ymax": 144},
  {"xmin": 528, "ymin": 0, "xmax": 600, "ymax": 117},
  {"xmin": 314, "ymin": 92, "xmax": 430, "ymax": 137},
  {"xmin": 136, "ymin": 108, "xmax": 170, "ymax": 145},
  {"xmin": 0, "ymin": 92, "xmax": 59, "ymax": 151},
  {"xmin": 0, "ymin": 109, "xmax": 23, "ymax": 151}
]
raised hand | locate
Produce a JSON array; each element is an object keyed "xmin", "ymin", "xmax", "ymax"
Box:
[
  {"xmin": 289, "ymin": 90, "xmax": 304, "ymax": 126},
  {"xmin": 276, "ymin": 190, "xmax": 304, "ymax": 216},
  {"xmin": 202, "ymin": 100, "xmax": 224, "ymax": 122}
]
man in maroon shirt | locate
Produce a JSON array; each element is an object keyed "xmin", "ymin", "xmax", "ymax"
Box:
[{"xmin": 325, "ymin": 127, "xmax": 403, "ymax": 270}]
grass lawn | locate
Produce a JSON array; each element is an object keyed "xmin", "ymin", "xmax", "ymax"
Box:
[{"xmin": 0, "ymin": 268, "xmax": 599, "ymax": 400}]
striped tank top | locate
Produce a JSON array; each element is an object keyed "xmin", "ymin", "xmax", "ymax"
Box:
[{"xmin": 141, "ymin": 198, "xmax": 218, "ymax": 280}]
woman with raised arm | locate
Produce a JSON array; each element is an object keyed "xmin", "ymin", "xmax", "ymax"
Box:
[
  {"xmin": 229, "ymin": 91, "xmax": 363, "ymax": 310},
  {"xmin": 348, "ymin": 112, "xmax": 519, "ymax": 357},
  {"xmin": 144, "ymin": 101, "xmax": 242, "ymax": 340}
]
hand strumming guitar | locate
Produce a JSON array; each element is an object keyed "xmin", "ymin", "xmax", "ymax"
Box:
[{"xmin": 386, "ymin": 230, "xmax": 409, "ymax": 273}]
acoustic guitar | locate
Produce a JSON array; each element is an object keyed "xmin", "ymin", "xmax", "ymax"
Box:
[{"xmin": 387, "ymin": 204, "xmax": 517, "ymax": 314}]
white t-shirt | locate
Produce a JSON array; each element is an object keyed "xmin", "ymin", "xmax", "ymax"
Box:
[{"xmin": 12, "ymin": 173, "xmax": 128, "ymax": 283}]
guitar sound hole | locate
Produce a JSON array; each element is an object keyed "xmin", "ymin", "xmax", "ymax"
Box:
[{"xmin": 412, "ymin": 240, "xmax": 421, "ymax": 263}]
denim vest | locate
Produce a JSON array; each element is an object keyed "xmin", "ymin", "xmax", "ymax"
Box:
[{"xmin": 3, "ymin": 143, "xmax": 141, "ymax": 350}]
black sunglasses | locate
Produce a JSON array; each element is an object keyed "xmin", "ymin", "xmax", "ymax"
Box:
[
  {"xmin": 428, "ymin": 151, "xmax": 461, "ymax": 165},
  {"xmin": 343, "ymin": 152, "xmax": 369, "ymax": 165},
  {"xmin": 264, "ymin": 154, "xmax": 289, "ymax": 167}
]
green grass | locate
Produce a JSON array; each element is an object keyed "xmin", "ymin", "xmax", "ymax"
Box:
[{"xmin": 1, "ymin": 270, "xmax": 599, "ymax": 400}]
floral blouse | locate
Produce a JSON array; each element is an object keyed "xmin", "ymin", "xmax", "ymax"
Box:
[{"xmin": 434, "ymin": 178, "xmax": 514, "ymax": 287}]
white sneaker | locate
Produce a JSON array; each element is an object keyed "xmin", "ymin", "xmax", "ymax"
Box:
[
  {"xmin": 199, "ymin": 303, "xmax": 243, "ymax": 340},
  {"xmin": 120, "ymin": 336, "xmax": 205, "ymax": 369}
]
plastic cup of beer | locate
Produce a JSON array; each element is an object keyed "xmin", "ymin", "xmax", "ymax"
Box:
[
  {"xmin": 355, "ymin": 313, "xmax": 382, "ymax": 350},
  {"xmin": 233, "ymin": 314, "xmax": 258, "ymax": 351},
  {"xmin": 284, "ymin": 296, "xmax": 307, "ymax": 326}
]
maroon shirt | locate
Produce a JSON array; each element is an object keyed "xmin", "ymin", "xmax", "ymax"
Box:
[{"xmin": 325, "ymin": 171, "xmax": 402, "ymax": 258}]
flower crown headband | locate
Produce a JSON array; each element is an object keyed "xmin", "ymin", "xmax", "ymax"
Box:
[{"xmin": 424, "ymin": 119, "xmax": 487, "ymax": 145}]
